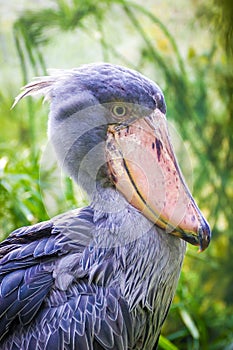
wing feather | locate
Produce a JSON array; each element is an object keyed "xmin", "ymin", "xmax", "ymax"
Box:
[{"xmin": 0, "ymin": 207, "xmax": 133, "ymax": 349}]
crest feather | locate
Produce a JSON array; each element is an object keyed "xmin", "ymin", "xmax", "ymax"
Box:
[{"xmin": 11, "ymin": 69, "xmax": 74, "ymax": 109}]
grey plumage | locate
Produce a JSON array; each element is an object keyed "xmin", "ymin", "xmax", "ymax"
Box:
[
  {"xmin": 0, "ymin": 63, "xmax": 208, "ymax": 349},
  {"xmin": 0, "ymin": 201, "xmax": 185, "ymax": 349}
]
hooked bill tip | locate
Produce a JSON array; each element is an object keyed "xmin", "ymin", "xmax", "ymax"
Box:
[{"xmin": 198, "ymin": 220, "xmax": 211, "ymax": 252}]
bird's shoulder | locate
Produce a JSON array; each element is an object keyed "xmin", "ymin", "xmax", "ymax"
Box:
[{"xmin": 0, "ymin": 207, "xmax": 93, "ymax": 268}]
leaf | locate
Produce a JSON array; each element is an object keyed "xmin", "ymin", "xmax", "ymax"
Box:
[
  {"xmin": 158, "ymin": 335, "xmax": 179, "ymax": 350},
  {"xmin": 179, "ymin": 308, "xmax": 199, "ymax": 340}
]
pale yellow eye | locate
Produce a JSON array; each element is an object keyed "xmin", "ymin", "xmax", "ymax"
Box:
[{"xmin": 111, "ymin": 104, "xmax": 127, "ymax": 119}]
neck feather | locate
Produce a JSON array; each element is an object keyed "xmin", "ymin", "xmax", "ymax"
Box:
[{"xmin": 90, "ymin": 186, "xmax": 186, "ymax": 310}]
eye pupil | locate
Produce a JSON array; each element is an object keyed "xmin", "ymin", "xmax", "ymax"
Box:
[{"xmin": 116, "ymin": 106, "xmax": 124, "ymax": 115}]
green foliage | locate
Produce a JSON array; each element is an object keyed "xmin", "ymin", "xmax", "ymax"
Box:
[
  {"xmin": 0, "ymin": 0, "xmax": 232, "ymax": 348},
  {"xmin": 0, "ymin": 146, "xmax": 47, "ymax": 239}
]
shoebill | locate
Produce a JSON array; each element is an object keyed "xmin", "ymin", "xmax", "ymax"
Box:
[{"xmin": 0, "ymin": 63, "xmax": 211, "ymax": 349}]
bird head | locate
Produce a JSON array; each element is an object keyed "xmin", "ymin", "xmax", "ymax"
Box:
[{"xmin": 13, "ymin": 63, "xmax": 211, "ymax": 251}]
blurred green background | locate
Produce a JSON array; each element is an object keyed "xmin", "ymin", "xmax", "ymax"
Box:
[{"xmin": 0, "ymin": 0, "xmax": 232, "ymax": 349}]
